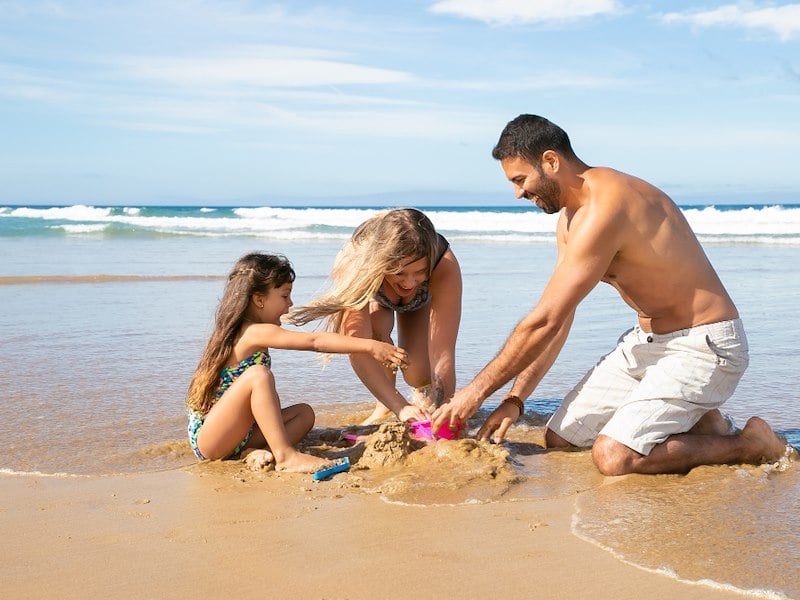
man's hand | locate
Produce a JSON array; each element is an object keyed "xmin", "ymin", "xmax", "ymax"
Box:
[
  {"xmin": 431, "ymin": 386, "xmax": 484, "ymax": 436},
  {"xmin": 476, "ymin": 402, "xmax": 521, "ymax": 443}
]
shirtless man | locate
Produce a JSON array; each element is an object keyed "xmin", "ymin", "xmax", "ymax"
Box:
[{"xmin": 431, "ymin": 114, "xmax": 787, "ymax": 475}]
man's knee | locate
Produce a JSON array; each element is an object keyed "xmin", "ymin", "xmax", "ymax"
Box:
[{"xmin": 591, "ymin": 435, "xmax": 640, "ymax": 476}]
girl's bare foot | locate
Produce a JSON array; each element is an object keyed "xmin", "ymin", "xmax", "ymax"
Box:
[
  {"xmin": 739, "ymin": 417, "xmax": 789, "ymax": 463},
  {"xmin": 274, "ymin": 449, "xmax": 335, "ymax": 473},
  {"xmin": 241, "ymin": 448, "xmax": 275, "ymax": 471}
]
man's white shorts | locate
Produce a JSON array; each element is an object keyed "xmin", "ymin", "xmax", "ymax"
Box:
[{"xmin": 546, "ymin": 319, "xmax": 749, "ymax": 455}]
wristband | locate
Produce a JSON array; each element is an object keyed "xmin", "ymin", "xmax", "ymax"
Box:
[{"xmin": 502, "ymin": 394, "xmax": 524, "ymax": 416}]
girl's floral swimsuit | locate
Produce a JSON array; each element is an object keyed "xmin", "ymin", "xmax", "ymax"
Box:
[{"xmin": 187, "ymin": 350, "xmax": 271, "ymax": 460}]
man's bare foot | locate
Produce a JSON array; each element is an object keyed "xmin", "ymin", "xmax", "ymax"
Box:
[
  {"xmin": 360, "ymin": 402, "xmax": 392, "ymax": 426},
  {"xmin": 739, "ymin": 417, "xmax": 789, "ymax": 463},
  {"xmin": 274, "ymin": 449, "xmax": 335, "ymax": 474},
  {"xmin": 242, "ymin": 448, "xmax": 275, "ymax": 471},
  {"xmin": 691, "ymin": 409, "xmax": 736, "ymax": 435}
]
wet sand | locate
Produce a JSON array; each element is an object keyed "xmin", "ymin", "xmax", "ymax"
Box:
[
  {"xmin": 1, "ymin": 467, "xmax": 746, "ymax": 600},
  {"xmin": 1, "ymin": 418, "xmax": 774, "ymax": 600}
]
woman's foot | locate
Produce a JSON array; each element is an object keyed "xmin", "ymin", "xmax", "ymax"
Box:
[
  {"xmin": 360, "ymin": 402, "xmax": 392, "ymax": 426},
  {"xmin": 411, "ymin": 385, "xmax": 436, "ymax": 414}
]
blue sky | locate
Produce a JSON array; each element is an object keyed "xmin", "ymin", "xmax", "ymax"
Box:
[{"xmin": 1, "ymin": 0, "xmax": 799, "ymax": 206}]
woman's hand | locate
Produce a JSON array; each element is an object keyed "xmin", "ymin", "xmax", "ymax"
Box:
[
  {"xmin": 370, "ymin": 341, "xmax": 408, "ymax": 374},
  {"xmin": 398, "ymin": 403, "xmax": 430, "ymax": 423},
  {"xmin": 476, "ymin": 402, "xmax": 521, "ymax": 443}
]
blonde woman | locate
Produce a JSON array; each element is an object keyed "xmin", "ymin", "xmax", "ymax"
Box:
[{"xmin": 291, "ymin": 208, "xmax": 462, "ymax": 425}]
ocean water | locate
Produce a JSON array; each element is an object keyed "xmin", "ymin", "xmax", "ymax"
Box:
[{"xmin": 1, "ymin": 203, "xmax": 799, "ymax": 598}]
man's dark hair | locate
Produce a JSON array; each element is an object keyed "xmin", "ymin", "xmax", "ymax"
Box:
[{"xmin": 491, "ymin": 114, "xmax": 577, "ymax": 165}]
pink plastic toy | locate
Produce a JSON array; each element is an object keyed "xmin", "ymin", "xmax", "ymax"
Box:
[
  {"xmin": 342, "ymin": 432, "xmax": 367, "ymax": 445},
  {"xmin": 409, "ymin": 419, "xmax": 462, "ymax": 441}
]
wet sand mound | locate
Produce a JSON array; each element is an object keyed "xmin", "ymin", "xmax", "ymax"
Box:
[
  {"xmin": 349, "ymin": 422, "xmax": 520, "ymax": 504},
  {"xmin": 358, "ymin": 421, "xmax": 413, "ymax": 468}
]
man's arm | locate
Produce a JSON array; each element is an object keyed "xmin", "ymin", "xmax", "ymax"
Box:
[
  {"xmin": 476, "ymin": 309, "xmax": 574, "ymax": 441},
  {"xmin": 432, "ymin": 191, "xmax": 627, "ymax": 432},
  {"xmin": 506, "ymin": 307, "xmax": 575, "ymax": 400}
]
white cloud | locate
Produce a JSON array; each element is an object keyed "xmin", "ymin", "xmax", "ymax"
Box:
[
  {"xmin": 441, "ymin": 73, "xmax": 624, "ymax": 91},
  {"xmin": 662, "ymin": 3, "xmax": 800, "ymax": 41},
  {"xmin": 429, "ymin": 0, "xmax": 621, "ymax": 26},
  {"xmin": 119, "ymin": 54, "xmax": 414, "ymax": 88},
  {"xmin": 106, "ymin": 103, "xmax": 496, "ymax": 140},
  {"xmin": 0, "ymin": 57, "xmax": 493, "ymax": 141}
]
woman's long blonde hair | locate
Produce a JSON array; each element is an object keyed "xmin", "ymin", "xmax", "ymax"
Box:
[
  {"xmin": 290, "ymin": 208, "xmax": 439, "ymax": 332},
  {"xmin": 186, "ymin": 253, "xmax": 295, "ymax": 414}
]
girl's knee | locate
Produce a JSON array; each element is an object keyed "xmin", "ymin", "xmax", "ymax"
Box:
[
  {"xmin": 288, "ymin": 403, "xmax": 315, "ymax": 428},
  {"xmin": 241, "ymin": 364, "xmax": 274, "ymax": 385},
  {"xmin": 299, "ymin": 402, "xmax": 315, "ymax": 421}
]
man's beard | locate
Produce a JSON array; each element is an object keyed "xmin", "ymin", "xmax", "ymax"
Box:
[{"xmin": 527, "ymin": 175, "xmax": 560, "ymax": 214}]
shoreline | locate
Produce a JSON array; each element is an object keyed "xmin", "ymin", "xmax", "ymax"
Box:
[{"xmin": 0, "ymin": 466, "xmax": 753, "ymax": 600}]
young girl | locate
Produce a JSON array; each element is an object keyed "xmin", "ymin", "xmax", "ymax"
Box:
[
  {"xmin": 290, "ymin": 208, "xmax": 462, "ymax": 426},
  {"xmin": 186, "ymin": 252, "xmax": 408, "ymax": 473}
]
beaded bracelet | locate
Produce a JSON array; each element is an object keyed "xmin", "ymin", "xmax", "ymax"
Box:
[{"xmin": 502, "ymin": 394, "xmax": 524, "ymax": 416}]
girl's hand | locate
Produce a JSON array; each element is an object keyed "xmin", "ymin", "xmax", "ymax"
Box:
[{"xmin": 371, "ymin": 341, "xmax": 408, "ymax": 374}]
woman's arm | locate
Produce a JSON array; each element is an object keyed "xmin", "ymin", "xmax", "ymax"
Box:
[
  {"xmin": 425, "ymin": 249, "xmax": 462, "ymax": 407},
  {"xmin": 341, "ymin": 308, "xmax": 428, "ymax": 421}
]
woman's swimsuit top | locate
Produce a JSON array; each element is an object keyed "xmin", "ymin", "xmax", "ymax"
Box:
[{"xmin": 374, "ymin": 233, "xmax": 450, "ymax": 313}]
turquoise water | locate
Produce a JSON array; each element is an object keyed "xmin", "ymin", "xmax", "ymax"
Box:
[{"xmin": 3, "ymin": 203, "xmax": 800, "ymax": 244}]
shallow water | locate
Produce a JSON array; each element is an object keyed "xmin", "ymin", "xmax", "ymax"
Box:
[
  {"xmin": 1, "ymin": 231, "xmax": 799, "ymax": 598},
  {"xmin": 573, "ymin": 458, "xmax": 800, "ymax": 599}
]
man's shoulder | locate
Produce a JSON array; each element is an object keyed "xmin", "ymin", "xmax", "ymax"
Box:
[
  {"xmin": 583, "ymin": 166, "xmax": 642, "ymax": 189},
  {"xmin": 583, "ymin": 167, "xmax": 665, "ymax": 207}
]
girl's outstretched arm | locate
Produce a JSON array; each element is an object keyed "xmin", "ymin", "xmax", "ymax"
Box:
[{"xmin": 237, "ymin": 323, "xmax": 408, "ymax": 369}]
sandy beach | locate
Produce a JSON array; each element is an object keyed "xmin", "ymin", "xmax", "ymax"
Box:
[
  {"xmin": 4, "ymin": 413, "xmax": 782, "ymax": 600},
  {"xmin": 1, "ymin": 215, "xmax": 798, "ymax": 599},
  {"xmin": 1, "ymin": 463, "xmax": 749, "ymax": 600}
]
